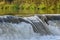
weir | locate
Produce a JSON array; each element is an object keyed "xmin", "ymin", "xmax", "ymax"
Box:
[
  {"xmin": 0, "ymin": 15, "xmax": 60, "ymax": 35},
  {"xmin": 0, "ymin": 15, "xmax": 60, "ymax": 40},
  {"xmin": 24, "ymin": 15, "xmax": 60, "ymax": 35},
  {"xmin": 24, "ymin": 15, "xmax": 51, "ymax": 35}
]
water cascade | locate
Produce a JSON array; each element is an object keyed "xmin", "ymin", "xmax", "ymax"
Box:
[{"xmin": 0, "ymin": 15, "xmax": 60, "ymax": 40}]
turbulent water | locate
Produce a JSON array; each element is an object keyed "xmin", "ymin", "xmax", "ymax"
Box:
[{"xmin": 0, "ymin": 15, "xmax": 60, "ymax": 40}]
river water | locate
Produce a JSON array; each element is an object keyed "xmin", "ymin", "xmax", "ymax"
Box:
[{"xmin": 0, "ymin": 15, "xmax": 60, "ymax": 40}]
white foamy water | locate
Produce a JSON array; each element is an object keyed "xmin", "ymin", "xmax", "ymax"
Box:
[
  {"xmin": 48, "ymin": 21, "xmax": 60, "ymax": 35},
  {"xmin": 0, "ymin": 22, "xmax": 40, "ymax": 40},
  {"xmin": 0, "ymin": 16, "xmax": 60, "ymax": 40}
]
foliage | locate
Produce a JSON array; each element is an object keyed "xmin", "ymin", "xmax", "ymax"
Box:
[{"xmin": 0, "ymin": 0, "xmax": 60, "ymax": 15}]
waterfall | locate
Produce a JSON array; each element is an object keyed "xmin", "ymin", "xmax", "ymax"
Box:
[
  {"xmin": 23, "ymin": 15, "xmax": 60, "ymax": 35},
  {"xmin": 0, "ymin": 15, "xmax": 60, "ymax": 40},
  {"xmin": 24, "ymin": 15, "xmax": 52, "ymax": 35},
  {"xmin": 0, "ymin": 15, "xmax": 41, "ymax": 40}
]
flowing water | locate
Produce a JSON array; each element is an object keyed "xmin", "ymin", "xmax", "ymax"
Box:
[{"xmin": 0, "ymin": 15, "xmax": 60, "ymax": 40}]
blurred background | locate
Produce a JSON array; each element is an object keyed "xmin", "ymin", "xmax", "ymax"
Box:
[{"xmin": 0, "ymin": 0, "xmax": 60, "ymax": 16}]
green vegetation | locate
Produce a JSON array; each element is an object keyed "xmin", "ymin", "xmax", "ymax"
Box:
[
  {"xmin": 38, "ymin": 2, "xmax": 47, "ymax": 14},
  {"xmin": 0, "ymin": 4, "xmax": 19, "ymax": 14},
  {"xmin": 0, "ymin": 0, "xmax": 59, "ymax": 16}
]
